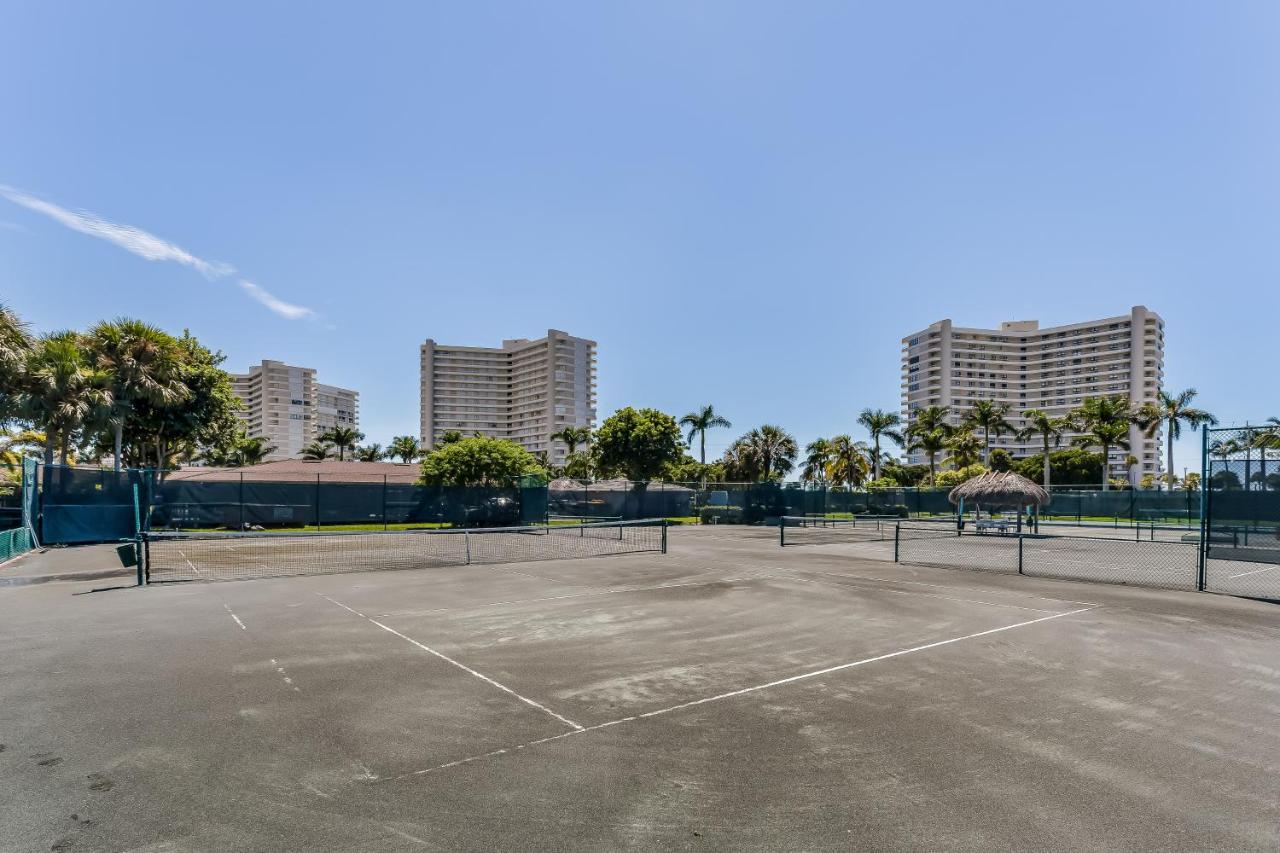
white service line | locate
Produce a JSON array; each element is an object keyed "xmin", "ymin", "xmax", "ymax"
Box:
[
  {"xmin": 769, "ymin": 568, "xmax": 1057, "ymax": 613},
  {"xmin": 388, "ymin": 605, "xmax": 1095, "ymax": 780},
  {"xmin": 316, "ymin": 593, "xmax": 583, "ymax": 731},
  {"xmin": 222, "ymin": 603, "xmax": 247, "ymax": 630},
  {"xmin": 1227, "ymin": 565, "xmax": 1280, "ymax": 579}
]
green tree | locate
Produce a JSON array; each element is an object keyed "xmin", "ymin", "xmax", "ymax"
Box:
[
  {"xmin": 1018, "ymin": 409, "xmax": 1069, "ymax": 489},
  {"xmin": 722, "ymin": 425, "xmax": 798, "ymax": 482},
  {"xmin": 0, "ymin": 303, "xmax": 33, "ymax": 424},
  {"xmin": 594, "ymin": 407, "xmax": 685, "ymax": 481},
  {"xmin": 550, "ymin": 425, "xmax": 592, "ymax": 458},
  {"xmin": 22, "ymin": 332, "xmax": 112, "ymax": 465},
  {"xmin": 935, "ymin": 464, "xmax": 986, "ymax": 489},
  {"xmin": 1182, "ymin": 471, "xmax": 1201, "ymax": 493},
  {"xmin": 679, "ymin": 404, "xmax": 732, "ymax": 467},
  {"xmin": 945, "ymin": 429, "xmax": 983, "ymax": 469},
  {"xmin": 302, "ymin": 442, "xmax": 333, "ymax": 461},
  {"xmin": 439, "ymin": 430, "xmax": 464, "ymax": 445},
  {"xmin": 1070, "ymin": 396, "xmax": 1132, "ymax": 491},
  {"xmin": 907, "ymin": 428, "xmax": 948, "ymax": 486},
  {"xmin": 1140, "ymin": 473, "xmax": 1156, "ymax": 490},
  {"xmin": 857, "ymin": 409, "xmax": 904, "ymax": 481},
  {"xmin": 1137, "ymin": 388, "xmax": 1216, "ymax": 491},
  {"xmin": 121, "ymin": 331, "xmax": 240, "ymax": 471},
  {"xmin": 355, "ymin": 443, "xmax": 384, "ymax": 462},
  {"xmin": 801, "ymin": 438, "xmax": 833, "ymax": 486},
  {"xmin": 908, "ymin": 405, "xmax": 951, "ymax": 437},
  {"xmin": 419, "ymin": 435, "xmax": 546, "ymax": 486},
  {"xmin": 235, "ymin": 435, "xmax": 276, "ymax": 466},
  {"xmin": 319, "ymin": 426, "xmax": 364, "ymax": 461},
  {"xmin": 388, "ymin": 435, "xmax": 420, "ymax": 463},
  {"xmin": 964, "ymin": 400, "xmax": 1015, "ymax": 465},
  {"xmin": 826, "ymin": 435, "xmax": 870, "ymax": 489},
  {"xmin": 86, "ymin": 319, "xmax": 188, "ymax": 472},
  {"xmin": 562, "ymin": 450, "xmax": 597, "ymax": 480},
  {"xmin": 988, "ymin": 448, "xmax": 1014, "ymax": 472}
]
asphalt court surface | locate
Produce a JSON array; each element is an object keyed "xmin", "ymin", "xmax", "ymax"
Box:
[{"xmin": 2, "ymin": 526, "xmax": 1278, "ymax": 851}]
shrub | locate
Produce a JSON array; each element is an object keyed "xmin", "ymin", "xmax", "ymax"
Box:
[{"xmin": 699, "ymin": 505, "xmax": 743, "ymax": 524}]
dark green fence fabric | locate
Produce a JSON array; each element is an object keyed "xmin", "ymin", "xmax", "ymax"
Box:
[
  {"xmin": 40, "ymin": 465, "xmax": 154, "ymax": 545},
  {"xmin": 1203, "ymin": 424, "xmax": 1280, "ymax": 599}
]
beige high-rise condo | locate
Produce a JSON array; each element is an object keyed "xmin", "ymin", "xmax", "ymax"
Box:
[
  {"xmin": 231, "ymin": 360, "xmax": 359, "ymax": 461},
  {"xmin": 420, "ymin": 330, "xmax": 597, "ymax": 466},
  {"xmin": 901, "ymin": 306, "xmax": 1164, "ymax": 482}
]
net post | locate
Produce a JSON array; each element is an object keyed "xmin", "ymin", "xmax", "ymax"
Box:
[
  {"xmin": 133, "ymin": 483, "xmax": 145, "ymax": 586},
  {"xmin": 464, "ymin": 530, "xmax": 471, "ymax": 565},
  {"xmin": 1017, "ymin": 534, "xmax": 1024, "ymax": 575},
  {"xmin": 780, "ymin": 518, "xmax": 785, "ymax": 547},
  {"xmin": 239, "ymin": 471, "xmax": 245, "ymax": 531},
  {"xmin": 893, "ymin": 522, "xmax": 900, "ymax": 562},
  {"xmin": 661, "ymin": 520, "xmax": 668, "ymax": 554}
]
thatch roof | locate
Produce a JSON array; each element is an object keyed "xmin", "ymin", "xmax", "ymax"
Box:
[{"xmin": 948, "ymin": 471, "xmax": 1049, "ymax": 507}]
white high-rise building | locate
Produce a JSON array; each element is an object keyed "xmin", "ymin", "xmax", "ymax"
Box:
[
  {"xmin": 901, "ymin": 306, "xmax": 1165, "ymax": 482},
  {"xmin": 419, "ymin": 330, "xmax": 597, "ymax": 466},
  {"xmin": 231, "ymin": 360, "xmax": 359, "ymax": 461}
]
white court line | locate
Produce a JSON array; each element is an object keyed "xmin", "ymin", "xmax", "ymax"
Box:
[
  {"xmin": 178, "ymin": 548, "xmax": 201, "ymax": 576},
  {"xmin": 222, "ymin": 603, "xmax": 247, "ymax": 631},
  {"xmin": 388, "ymin": 605, "xmax": 1094, "ymax": 780},
  {"xmin": 1227, "ymin": 565, "xmax": 1280, "ymax": 579},
  {"xmin": 316, "ymin": 593, "xmax": 583, "ymax": 731}
]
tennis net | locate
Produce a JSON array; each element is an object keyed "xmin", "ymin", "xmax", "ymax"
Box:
[
  {"xmin": 779, "ymin": 515, "xmax": 902, "ymax": 546},
  {"xmin": 142, "ymin": 519, "xmax": 667, "ymax": 584}
]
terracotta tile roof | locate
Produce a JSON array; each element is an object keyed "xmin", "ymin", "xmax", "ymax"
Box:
[{"xmin": 165, "ymin": 460, "xmax": 421, "ymax": 483}]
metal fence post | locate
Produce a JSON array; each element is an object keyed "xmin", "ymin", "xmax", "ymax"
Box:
[
  {"xmin": 1198, "ymin": 427, "xmax": 1209, "ymax": 591},
  {"xmin": 382, "ymin": 475, "xmax": 388, "ymax": 531},
  {"xmin": 894, "ymin": 523, "xmax": 901, "ymax": 562},
  {"xmin": 1017, "ymin": 534, "xmax": 1024, "ymax": 574},
  {"xmin": 315, "ymin": 474, "xmax": 321, "ymax": 531},
  {"xmin": 133, "ymin": 483, "xmax": 145, "ymax": 586},
  {"xmin": 465, "ymin": 530, "xmax": 471, "ymax": 565},
  {"xmin": 661, "ymin": 521, "xmax": 668, "ymax": 554},
  {"xmin": 239, "ymin": 471, "xmax": 245, "ymax": 531}
]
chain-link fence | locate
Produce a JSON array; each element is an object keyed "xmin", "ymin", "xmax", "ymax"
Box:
[{"xmin": 1202, "ymin": 424, "xmax": 1280, "ymax": 599}]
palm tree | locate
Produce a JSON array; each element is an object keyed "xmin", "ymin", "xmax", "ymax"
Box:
[
  {"xmin": 1138, "ymin": 388, "xmax": 1216, "ymax": 491},
  {"xmin": 1070, "ymin": 396, "xmax": 1132, "ymax": 491},
  {"xmin": 388, "ymin": 435, "xmax": 420, "ymax": 464},
  {"xmin": 857, "ymin": 408, "xmax": 904, "ymax": 481},
  {"xmin": 22, "ymin": 333, "xmax": 113, "ymax": 465},
  {"xmin": 1018, "ymin": 409, "xmax": 1068, "ymax": 489},
  {"xmin": 679, "ymin": 405, "xmax": 732, "ymax": 466},
  {"xmin": 301, "ymin": 442, "xmax": 333, "ymax": 461},
  {"xmin": 964, "ymin": 400, "xmax": 1016, "ymax": 464},
  {"xmin": 801, "ymin": 438, "xmax": 833, "ymax": 486},
  {"xmin": 945, "ymin": 429, "xmax": 983, "ymax": 470},
  {"xmin": 0, "ymin": 302, "xmax": 33, "ymax": 423},
  {"xmin": 907, "ymin": 428, "xmax": 948, "ymax": 486},
  {"xmin": 86, "ymin": 319, "xmax": 188, "ymax": 472},
  {"xmin": 550, "ymin": 425, "xmax": 592, "ymax": 458},
  {"xmin": 826, "ymin": 435, "xmax": 871, "ymax": 489},
  {"xmin": 355, "ymin": 443, "xmax": 384, "ymax": 462},
  {"xmin": 724, "ymin": 425, "xmax": 797, "ymax": 481},
  {"xmin": 319, "ymin": 426, "xmax": 363, "ymax": 461},
  {"xmin": 0, "ymin": 428, "xmax": 44, "ymax": 474},
  {"xmin": 909, "ymin": 405, "xmax": 952, "ymax": 436},
  {"xmin": 235, "ymin": 436, "xmax": 275, "ymax": 466}
]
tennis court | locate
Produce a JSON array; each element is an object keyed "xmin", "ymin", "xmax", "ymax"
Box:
[{"xmin": 2, "ymin": 524, "xmax": 1278, "ymax": 851}]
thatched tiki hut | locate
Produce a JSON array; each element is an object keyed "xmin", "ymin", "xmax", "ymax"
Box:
[{"xmin": 948, "ymin": 471, "xmax": 1050, "ymax": 532}]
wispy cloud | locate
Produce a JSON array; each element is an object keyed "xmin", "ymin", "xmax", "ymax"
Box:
[
  {"xmin": 238, "ymin": 280, "xmax": 313, "ymax": 320},
  {"xmin": 0, "ymin": 183, "xmax": 314, "ymax": 321}
]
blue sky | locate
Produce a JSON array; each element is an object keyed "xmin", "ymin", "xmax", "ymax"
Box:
[{"xmin": 2, "ymin": 2, "xmax": 1276, "ymax": 467}]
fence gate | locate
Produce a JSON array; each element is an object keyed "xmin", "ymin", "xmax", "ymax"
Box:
[{"xmin": 1201, "ymin": 424, "xmax": 1280, "ymax": 600}]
